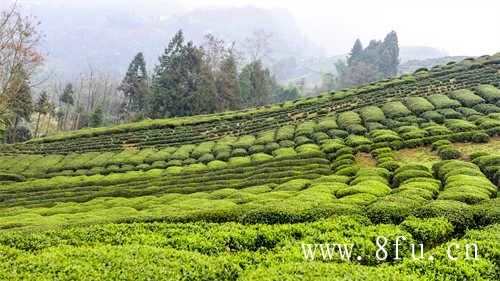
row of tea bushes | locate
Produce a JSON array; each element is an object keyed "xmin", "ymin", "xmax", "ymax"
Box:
[
  {"xmin": 470, "ymin": 152, "xmax": 500, "ymax": 185},
  {"xmin": 367, "ymin": 164, "xmax": 438, "ymax": 224},
  {"xmin": 4, "ymin": 56, "xmax": 498, "ymax": 155},
  {"xmin": 0, "ymin": 153, "xmax": 332, "ymax": 208},
  {"xmin": 431, "ymin": 140, "xmax": 461, "ymax": 160},
  {"xmin": 0, "ymin": 217, "xmax": 496, "ymax": 280},
  {"xmin": 434, "ymin": 160, "xmax": 496, "ymax": 204},
  {"xmin": 336, "ymin": 168, "xmax": 391, "ymax": 205}
]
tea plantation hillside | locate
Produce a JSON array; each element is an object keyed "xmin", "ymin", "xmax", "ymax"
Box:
[{"xmin": 0, "ymin": 54, "xmax": 499, "ymax": 280}]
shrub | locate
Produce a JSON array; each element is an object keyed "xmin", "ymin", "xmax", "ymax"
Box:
[
  {"xmin": 233, "ymin": 135, "xmax": 256, "ymax": 149},
  {"xmin": 426, "ymin": 94, "xmax": 461, "ymax": 109},
  {"xmin": 276, "ymin": 126, "xmax": 295, "ymax": 141},
  {"xmin": 327, "ymin": 129, "xmax": 348, "ymax": 139},
  {"xmin": 250, "ymin": 153, "xmax": 273, "ymax": 163},
  {"xmin": 320, "ymin": 139, "xmax": 345, "ymax": 153},
  {"xmin": 248, "ymin": 145, "xmax": 265, "ymax": 154},
  {"xmin": 437, "ymin": 108, "xmax": 462, "ymax": 119},
  {"xmin": 378, "ymin": 161, "xmax": 400, "ymax": 172},
  {"xmin": 438, "ymin": 147, "xmax": 461, "ymax": 160},
  {"xmin": 370, "ymin": 129, "xmax": 401, "ymax": 142},
  {"xmin": 336, "ymin": 181, "xmax": 391, "ymax": 197},
  {"xmin": 367, "ymin": 196, "xmax": 425, "ymax": 224},
  {"xmin": 400, "ymin": 216, "xmax": 454, "ymax": 246},
  {"xmin": 191, "ymin": 141, "xmax": 215, "ymax": 158},
  {"xmin": 294, "ymin": 136, "xmax": 313, "ymax": 146},
  {"xmin": 295, "ymin": 121, "xmax": 315, "ymax": 137},
  {"xmin": 412, "ymin": 200, "xmax": 475, "ymax": 233},
  {"xmin": 264, "ymin": 142, "xmax": 280, "ymax": 154},
  {"xmin": 392, "ymin": 170, "xmax": 433, "ymax": 187},
  {"xmin": 255, "ymin": 130, "xmax": 275, "ymax": 145},
  {"xmin": 449, "ymin": 89, "xmax": 485, "ymax": 107},
  {"xmin": 273, "ymin": 148, "xmax": 297, "ymax": 158},
  {"xmin": 381, "ymin": 101, "xmax": 411, "ymax": 118},
  {"xmin": 231, "ymin": 148, "xmax": 248, "ymax": 157},
  {"xmin": 278, "ymin": 140, "xmax": 295, "ymax": 148},
  {"xmin": 473, "ymin": 103, "xmax": 500, "ymax": 114},
  {"xmin": 421, "ymin": 111, "xmax": 444, "ymax": 123},
  {"xmin": 315, "ymin": 117, "xmax": 338, "ymax": 131},
  {"xmin": 404, "ymin": 97, "xmax": 435, "ymax": 113},
  {"xmin": 431, "ymin": 140, "xmax": 452, "ymax": 150},
  {"xmin": 474, "ymin": 84, "xmax": 500, "ymax": 102},
  {"xmin": 312, "ymin": 132, "xmax": 330, "ymax": 143},
  {"xmin": 359, "ymin": 106, "xmax": 385, "ymax": 122},
  {"xmin": 444, "ymin": 119, "xmax": 477, "ymax": 132},
  {"xmin": 345, "ymin": 135, "xmax": 372, "ymax": 147}
]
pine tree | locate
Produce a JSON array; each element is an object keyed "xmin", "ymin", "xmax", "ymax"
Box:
[
  {"xmin": 148, "ymin": 30, "xmax": 218, "ymax": 118},
  {"xmin": 59, "ymin": 83, "xmax": 74, "ymax": 130},
  {"xmin": 34, "ymin": 91, "xmax": 49, "ymax": 138},
  {"xmin": 238, "ymin": 60, "xmax": 276, "ymax": 108},
  {"xmin": 380, "ymin": 31, "xmax": 399, "ymax": 77},
  {"xmin": 3, "ymin": 68, "xmax": 33, "ymax": 143},
  {"xmin": 118, "ymin": 52, "xmax": 149, "ymax": 118},
  {"xmin": 347, "ymin": 39, "xmax": 363, "ymax": 66},
  {"xmin": 215, "ymin": 53, "xmax": 240, "ymax": 111},
  {"xmin": 90, "ymin": 103, "xmax": 104, "ymax": 127}
]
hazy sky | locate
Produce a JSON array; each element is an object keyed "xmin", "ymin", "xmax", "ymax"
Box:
[{"xmin": 181, "ymin": 0, "xmax": 500, "ymax": 56}]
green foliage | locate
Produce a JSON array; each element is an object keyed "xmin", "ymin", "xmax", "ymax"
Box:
[{"xmin": 449, "ymin": 89, "xmax": 485, "ymax": 107}]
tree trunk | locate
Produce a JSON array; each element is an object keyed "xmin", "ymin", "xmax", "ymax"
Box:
[
  {"xmin": 45, "ymin": 115, "xmax": 51, "ymax": 136},
  {"xmin": 73, "ymin": 113, "xmax": 80, "ymax": 130}
]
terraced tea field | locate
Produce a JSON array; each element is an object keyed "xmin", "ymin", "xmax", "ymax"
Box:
[{"xmin": 0, "ymin": 54, "xmax": 499, "ymax": 280}]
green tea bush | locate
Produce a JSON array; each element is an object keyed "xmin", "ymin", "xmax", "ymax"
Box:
[
  {"xmin": 412, "ymin": 200, "xmax": 475, "ymax": 232},
  {"xmin": 426, "ymin": 94, "xmax": 461, "ymax": 109},
  {"xmin": 295, "ymin": 121, "xmax": 315, "ymax": 137},
  {"xmin": 421, "ymin": 110, "xmax": 444, "ymax": 123},
  {"xmin": 315, "ymin": 117, "xmax": 338, "ymax": 132},
  {"xmin": 400, "ymin": 216, "xmax": 454, "ymax": 246},
  {"xmin": 381, "ymin": 101, "xmax": 411, "ymax": 118},
  {"xmin": 473, "ymin": 103, "xmax": 500, "ymax": 114},
  {"xmin": 345, "ymin": 135, "xmax": 372, "ymax": 147},
  {"xmin": 474, "ymin": 84, "xmax": 500, "ymax": 102},
  {"xmin": 404, "ymin": 97, "xmax": 435, "ymax": 113},
  {"xmin": 276, "ymin": 126, "xmax": 295, "ymax": 141},
  {"xmin": 233, "ymin": 135, "xmax": 256, "ymax": 149},
  {"xmin": 444, "ymin": 119, "xmax": 477, "ymax": 132},
  {"xmin": 438, "ymin": 146, "xmax": 461, "ymax": 160},
  {"xmin": 437, "ymin": 108, "xmax": 462, "ymax": 119},
  {"xmin": 369, "ymin": 129, "xmax": 401, "ymax": 142},
  {"xmin": 359, "ymin": 105, "xmax": 385, "ymax": 122},
  {"xmin": 449, "ymin": 89, "xmax": 485, "ymax": 107}
]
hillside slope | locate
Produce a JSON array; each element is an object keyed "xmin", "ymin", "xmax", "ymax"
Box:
[{"xmin": 0, "ymin": 54, "xmax": 499, "ymax": 280}]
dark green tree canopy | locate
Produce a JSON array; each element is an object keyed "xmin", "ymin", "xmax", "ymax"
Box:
[
  {"xmin": 119, "ymin": 52, "xmax": 149, "ymax": 114},
  {"xmin": 147, "ymin": 30, "xmax": 218, "ymax": 118},
  {"xmin": 60, "ymin": 83, "xmax": 74, "ymax": 106}
]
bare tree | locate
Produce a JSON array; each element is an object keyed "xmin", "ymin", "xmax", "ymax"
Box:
[
  {"xmin": 242, "ymin": 29, "xmax": 273, "ymax": 62},
  {"xmin": 0, "ymin": 2, "xmax": 44, "ymax": 97}
]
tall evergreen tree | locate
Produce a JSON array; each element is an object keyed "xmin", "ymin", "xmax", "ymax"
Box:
[
  {"xmin": 34, "ymin": 91, "xmax": 49, "ymax": 138},
  {"xmin": 90, "ymin": 103, "xmax": 104, "ymax": 127},
  {"xmin": 215, "ymin": 53, "xmax": 240, "ymax": 111},
  {"xmin": 59, "ymin": 83, "xmax": 74, "ymax": 130},
  {"xmin": 347, "ymin": 39, "xmax": 363, "ymax": 66},
  {"xmin": 238, "ymin": 60, "xmax": 276, "ymax": 108},
  {"xmin": 380, "ymin": 31, "xmax": 399, "ymax": 77},
  {"xmin": 3, "ymin": 68, "xmax": 33, "ymax": 143},
  {"xmin": 148, "ymin": 30, "xmax": 218, "ymax": 118},
  {"xmin": 118, "ymin": 52, "xmax": 149, "ymax": 118}
]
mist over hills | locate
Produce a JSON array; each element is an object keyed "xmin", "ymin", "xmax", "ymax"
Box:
[{"xmin": 5, "ymin": 0, "xmax": 457, "ymax": 82}]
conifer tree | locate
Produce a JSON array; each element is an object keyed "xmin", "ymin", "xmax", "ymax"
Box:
[
  {"xmin": 34, "ymin": 91, "xmax": 49, "ymax": 138},
  {"xmin": 148, "ymin": 30, "xmax": 218, "ymax": 118},
  {"xmin": 118, "ymin": 52, "xmax": 149, "ymax": 118}
]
